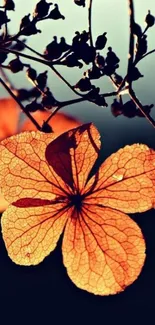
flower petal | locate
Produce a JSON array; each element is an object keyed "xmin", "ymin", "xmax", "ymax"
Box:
[
  {"xmin": 0, "ymin": 131, "xmax": 69, "ymax": 203},
  {"xmin": 45, "ymin": 123, "xmax": 100, "ymax": 191},
  {"xmin": 20, "ymin": 111, "xmax": 81, "ymax": 135},
  {"xmin": 1, "ymin": 200, "xmax": 69, "ymax": 265},
  {"xmin": 0, "ymin": 97, "xmax": 20, "ymax": 140},
  {"xmin": 85, "ymin": 144, "xmax": 155, "ymax": 213},
  {"xmin": 0, "ymin": 190, "xmax": 9, "ymax": 212},
  {"xmin": 62, "ymin": 205, "xmax": 145, "ymax": 295}
]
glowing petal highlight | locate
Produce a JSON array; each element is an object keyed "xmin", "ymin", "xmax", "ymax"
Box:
[
  {"xmin": 2, "ymin": 200, "xmax": 69, "ymax": 265},
  {"xmin": 63, "ymin": 205, "xmax": 145, "ymax": 295},
  {"xmin": 85, "ymin": 144, "xmax": 155, "ymax": 213}
]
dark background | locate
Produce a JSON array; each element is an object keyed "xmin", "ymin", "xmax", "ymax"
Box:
[{"xmin": 0, "ymin": 0, "xmax": 155, "ymax": 324}]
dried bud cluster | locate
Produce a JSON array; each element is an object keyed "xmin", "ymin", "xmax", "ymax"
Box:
[{"xmin": 0, "ymin": 1, "xmax": 154, "ymax": 124}]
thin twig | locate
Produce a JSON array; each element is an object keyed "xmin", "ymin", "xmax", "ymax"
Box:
[
  {"xmin": 141, "ymin": 26, "xmax": 149, "ymax": 37},
  {"xmin": 0, "ymin": 67, "xmax": 14, "ymax": 89},
  {"xmin": 129, "ymin": 87, "xmax": 155, "ymax": 128},
  {"xmin": 140, "ymin": 49, "xmax": 155, "ymax": 60},
  {"xmin": 0, "ymin": 47, "xmax": 51, "ymax": 66},
  {"xmin": 0, "ymin": 77, "xmax": 42, "ymax": 130},
  {"xmin": 16, "ymin": 40, "xmax": 73, "ymax": 65},
  {"xmin": 88, "ymin": 0, "xmax": 93, "ymax": 47},
  {"xmin": 3, "ymin": 8, "xmax": 8, "ymax": 40},
  {"xmin": 45, "ymin": 97, "xmax": 85, "ymax": 124},
  {"xmin": 127, "ymin": 0, "xmax": 135, "ymax": 77},
  {"xmin": 117, "ymin": 0, "xmax": 135, "ymax": 92},
  {"xmin": 50, "ymin": 65, "xmax": 84, "ymax": 97},
  {"xmin": 16, "ymin": 39, "xmax": 45, "ymax": 58}
]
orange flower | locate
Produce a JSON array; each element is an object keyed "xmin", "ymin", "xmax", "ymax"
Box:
[{"xmin": 0, "ymin": 123, "xmax": 154, "ymax": 295}]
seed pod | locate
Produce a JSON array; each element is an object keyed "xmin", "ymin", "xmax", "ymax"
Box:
[
  {"xmin": 42, "ymin": 88, "xmax": 58, "ymax": 109},
  {"xmin": 20, "ymin": 14, "xmax": 41, "ymax": 36},
  {"xmin": 80, "ymin": 44, "xmax": 96, "ymax": 64},
  {"xmin": 74, "ymin": 77, "xmax": 92, "ymax": 92},
  {"xmin": 26, "ymin": 100, "xmax": 43, "ymax": 112},
  {"xmin": 9, "ymin": 58, "xmax": 23, "ymax": 73},
  {"xmin": 61, "ymin": 53, "xmax": 83, "ymax": 68},
  {"xmin": 103, "ymin": 63, "xmax": 119, "ymax": 76},
  {"xmin": 33, "ymin": 0, "xmax": 52, "ymax": 19},
  {"xmin": 106, "ymin": 47, "xmax": 120, "ymax": 66},
  {"xmin": 21, "ymin": 24, "xmax": 41, "ymax": 36},
  {"xmin": 4, "ymin": 0, "xmax": 15, "ymax": 10},
  {"xmin": 86, "ymin": 66, "xmax": 102, "ymax": 80},
  {"xmin": 48, "ymin": 4, "xmax": 65, "ymax": 20},
  {"xmin": 128, "ymin": 67, "xmax": 143, "ymax": 82},
  {"xmin": 95, "ymin": 32, "xmax": 107, "ymax": 50},
  {"xmin": 36, "ymin": 71, "xmax": 48, "ymax": 90},
  {"xmin": 113, "ymin": 73, "xmax": 123, "ymax": 86},
  {"xmin": 20, "ymin": 14, "xmax": 31, "ymax": 30},
  {"xmin": 122, "ymin": 101, "xmax": 137, "ymax": 118},
  {"xmin": 59, "ymin": 37, "xmax": 71, "ymax": 53},
  {"xmin": 80, "ymin": 30, "xmax": 89, "ymax": 43},
  {"xmin": 111, "ymin": 99, "xmax": 123, "ymax": 117},
  {"xmin": 86, "ymin": 87, "xmax": 100, "ymax": 101},
  {"xmin": 74, "ymin": 0, "xmax": 85, "ymax": 7},
  {"xmin": 44, "ymin": 36, "xmax": 62, "ymax": 60},
  {"xmin": 94, "ymin": 95, "xmax": 108, "ymax": 107},
  {"xmin": 145, "ymin": 10, "xmax": 154, "ymax": 27},
  {"xmin": 133, "ymin": 22, "xmax": 142, "ymax": 39},
  {"xmin": 95, "ymin": 54, "xmax": 105, "ymax": 69},
  {"xmin": 41, "ymin": 121, "xmax": 53, "ymax": 133},
  {"xmin": 15, "ymin": 88, "xmax": 30, "ymax": 101},
  {"xmin": 26, "ymin": 67, "xmax": 37, "ymax": 81}
]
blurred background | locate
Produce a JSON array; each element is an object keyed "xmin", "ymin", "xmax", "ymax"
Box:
[{"xmin": 0, "ymin": 0, "xmax": 155, "ymax": 324}]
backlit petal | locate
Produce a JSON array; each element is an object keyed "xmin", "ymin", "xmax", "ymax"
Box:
[
  {"xmin": 85, "ymin": 144, "xmax": 155, "ymax": 213},
  {"xmin": 1, "ymin": 200, "xmax": 69, "ymax": 265},
  {"xmin": 62, "ymin": 205, "xmax": 145, "ymax": 295},
  {"xmin": 45, "ymin": 123, "xmax": 100, "ymax": 191},
  {"xmin": 0, "ymin": 131, "xmax": 72, "ymax": 203}
]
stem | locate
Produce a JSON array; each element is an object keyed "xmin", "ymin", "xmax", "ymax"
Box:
[
  {"xmin": 140, "ymin": 49, "xmax": 155, "ymax": 60},
  {"xmin": 50, "ymin": 65, "xmax": 84, "ymax": 97},
  {"xmin": 1, "ymin": 46, "xmax": 87, "ymax": 98},
  {"xmin": 16, "ymin": 39, "xmax": 45, "ymax": 58},
  {"xmin": 45, "ymin": 97, "xmax": 85, "ymax": 124},
  {"xmin": 16, "ymin": 40, "xmax": 73, "ymax": 65},
  {"xmin": 129, "ymin": 87, "xmax": 155, "ymax": 128},
  {"xmin": 117, "ymin": 0, "xmax": 135, "ymax": 92},
  {"xmin": 3, "ymin": 8, "xmax": 8, "ymax": 40},
  {"xmin": 0, "ymin": 47, "xmax": 50, "ymax": 66},
  {"xmin": 0, "ymin": 67, "xmax": 14, "ymax": 89},
  {"xmin": 141, "ymin": 25, "xmax": 149, "ymax": 37},
  {"xmin": 127, "ymin": 0, "xmax": 135, "ymax": 80},
  {"xmin": 0, "ymin": 64, "xmax": 10, "ymax": 69},
  {"xmin": 88, "ymin": 0, "xmax": 93, "ymax": 47},
  {"xmin": 0, "ymin": 77, "xmax": 42, "ymax": 130}
]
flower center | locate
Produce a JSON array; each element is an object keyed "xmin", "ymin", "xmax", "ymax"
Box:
[{"xmin": 69, "ymin": 193, "xmax": 83, "ymax": 211}]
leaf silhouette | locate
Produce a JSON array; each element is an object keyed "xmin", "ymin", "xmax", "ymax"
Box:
[{"xmin": 0, "ymin": 123, "xmax": 154, "ymax": 295}]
